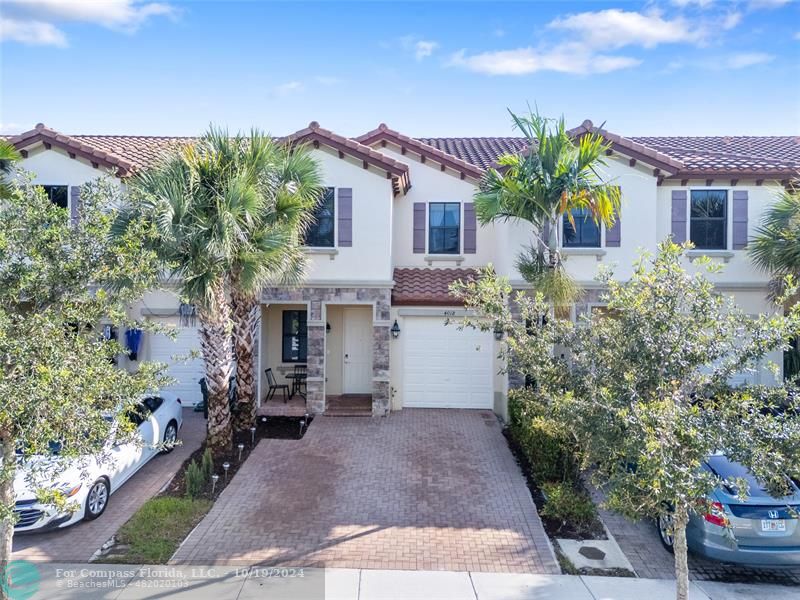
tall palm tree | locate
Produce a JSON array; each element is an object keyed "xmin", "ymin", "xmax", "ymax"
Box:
[
  {"xmin": 749, "ymin": 182, "xmax": 800, "ymax": 380},
  {"xmin": 0, "ymin": 139, "xmax": 21, "ymax": 199},
  {"xmin": 118, "ymin": 151, "xmax": 241, "ymax": 451},
  {"xmin": 198, "ymin": 128, "xmax": 322, "ymax": 431},
  {"xmin": 750, "ymin": 182, "xmax": 800, "ymax": 299},
  {"xmin": 475, "ymin": 110, "xmax": 621, "ymax": 305}
]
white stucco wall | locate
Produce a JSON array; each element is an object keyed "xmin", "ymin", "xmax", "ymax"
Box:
[
  {"xmin": 376, "ymin": 145, "xmax": 494, "ymax": 269},
  {"xmin": 302, "ymin": 148, "xmax": 395, "ymax": 284}
]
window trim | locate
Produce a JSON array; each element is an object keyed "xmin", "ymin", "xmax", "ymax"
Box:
[
  {"xmin": 689, "ymin": 188, "xmax": 729, "ymax": 251},
  {"xmin": 304, "ymin": 187, "xmax": 336, "ymax": 248},
  {"xmin": 428, "ymin": 202, "xmax": 461, "ymax": 255},
  {"xmin": 561, "ymin": 208, "xmax": 602, "ymax": 249},
  {"xmin": 281, "ymin": 310, "xmax": 308, "ymax": 364}
]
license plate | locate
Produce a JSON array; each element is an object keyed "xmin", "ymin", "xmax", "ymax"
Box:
[{"xmin": 761, "ymin": 519, "xmax": 786, "ymax": 532}]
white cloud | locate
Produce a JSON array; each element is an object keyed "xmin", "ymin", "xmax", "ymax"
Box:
[
  {"xmin": 413, "ymin": 39, "xmax": 438, "ymax": 60},
  {"xmin": 725, "ymin": 51, "xmax": 774, "ymax": 68},
  {"xmin": 397, "ymin": 35, "xmax": 439, "ymax": 60},
  {"xmin": 448, "ymin": 44, "xmax": 641, "ymax": 76},
  {"xmin": 314, "ymin": 76, "xmax": 342, "ymax": 86},
  {"xmin": 272, "ymin": 81, "xmax": 304, "ymax": 96},
  {"xmin": 722, "ymin": 12, "xmax": 742, "ymax": 29},
  {"xmin": 548, "ymin": 9, "xmax": 708, "ymax": 49},
  {"xmin": 0, "ymin": 122, "xmax": 26, "ymax": 134},
  {"xmin": 1, "ymin": 1, "xmax": 175, "ymax": 46},
  {"xmin": 747, "ymin": 0, "xmax": 791, "ymax": 8},
  {"xmin": 795, "ymin": 31, "xmax": 800, "ymax": 40},
  {"xmin": 0, "ymin": 16, "xmax": 66, "ymax": 46},
  {"xmin": 671, "ymin": 0, "xmax": 715, "ymax": 7}
]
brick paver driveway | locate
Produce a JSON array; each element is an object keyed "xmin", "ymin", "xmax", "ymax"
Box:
[
  {"xmin": 12, "ymin": 409, "xmax": 205, "ymax": 562},
  {"xmin": 172, "ymin": 409, "xmax": 558, "ymax": 573}
]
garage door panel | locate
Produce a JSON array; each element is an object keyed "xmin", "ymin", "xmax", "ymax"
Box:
[
  {"xmin": 149, "ymin": 325, "xmax": 205, "ymax": 406},
  {"xmin": 402, "ymin": 317, "xmax": 493, "ymax": 409}
]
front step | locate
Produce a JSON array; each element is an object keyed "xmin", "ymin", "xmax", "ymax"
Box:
[{"xmin": 325, "ymin": 395, "xmax": 372, "ymax": 417}]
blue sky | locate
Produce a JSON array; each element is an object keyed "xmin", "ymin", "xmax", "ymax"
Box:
[{"xmin": 1, "ymin": 1, "xmax": 799, "ymax": 137}]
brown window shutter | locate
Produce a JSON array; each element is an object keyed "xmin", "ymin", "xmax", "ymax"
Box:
[
  {"xmin": 413, "ymin": 202, "xmax": 425, "ymax": 253},
  {"xmin": 732, "ymin": 190, "xmax": 748, "ymax": 250},
  {"xmin": 671, "ymin": 190, "xmax": 687, "ymax": 243},
  {"xmin": 70, "ymin": 186, "xmax": 81, "ymax": 224},
  {"xmin": 463, "ymin": 202, "xmax": 477, "ymax": 254},
  {"xmin": 337, "ymin": 188, "xmax": 352, "ymax": 247}
]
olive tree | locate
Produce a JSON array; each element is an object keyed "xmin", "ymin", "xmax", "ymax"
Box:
[
  {"xmin": 453, "ymin": 241, "xmax": 800, "ymax": 600},
  {"xmin": 0, "ymin": 171, "xmax": 163, "ymax": 592}
]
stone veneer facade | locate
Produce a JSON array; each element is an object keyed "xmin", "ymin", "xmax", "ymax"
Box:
[{"xmin": 259, "ymin": 286, "xmax": 392, "ymax": 417}]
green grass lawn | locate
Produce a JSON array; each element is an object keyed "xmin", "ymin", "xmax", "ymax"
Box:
[{"xmin": 111, "ymin": 496, "xmax": 212, "ymax": 563}]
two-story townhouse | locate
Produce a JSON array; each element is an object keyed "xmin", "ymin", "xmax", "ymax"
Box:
[{"xmin": 7, "ymin": 120, "xmax": 799, "ymax": 421}]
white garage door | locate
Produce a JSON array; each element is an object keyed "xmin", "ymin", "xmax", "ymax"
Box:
[
  {"xmin": 402, "ymin": 317, "xmax": 494, "ymax": 409},
  {"xmin": 148, "ymin": 325, "xmax": 205, "ymax": 407}
]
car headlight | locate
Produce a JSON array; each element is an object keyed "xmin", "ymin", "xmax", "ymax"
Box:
[{"xmin": 52, "ymin": 483, "xmax": 82, "ymax": 498}]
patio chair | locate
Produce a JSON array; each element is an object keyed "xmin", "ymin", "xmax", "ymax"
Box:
[
  {"xmin": 293, "ymin": 364, "xmax": 307, "ymax": 398},
  {"xmin": 265, "ymin": 368, "xmax": 290, "ymax": 403}
]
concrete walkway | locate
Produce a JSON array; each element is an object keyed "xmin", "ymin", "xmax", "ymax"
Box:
[{"xmin": 22, "ymin": 563, "xmax": 799, "ymax": 599}]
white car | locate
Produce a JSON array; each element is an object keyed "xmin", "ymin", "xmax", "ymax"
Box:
[{"xmin": 13, "ymin": 392, "xmax": 183, "ymax": 532}]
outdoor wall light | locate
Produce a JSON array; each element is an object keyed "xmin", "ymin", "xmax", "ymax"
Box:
[
  {"xmin": 326, "ymin": 321, "xmax": 331, "ymax": 333},
  {"xmin": 391, "ymin": 320, "xmax": 401, "ymax": 339},
  {"xmin": 494, "ymin": 323, "xmax": 504, "ymax": 341}
]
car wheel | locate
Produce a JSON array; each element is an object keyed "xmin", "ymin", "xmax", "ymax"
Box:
[
  {"xmin": 84, "ymin": 478, "xmax": 110, "ymax": 520},
  {"xmin": 657, "ymin": 513, "xmax": 675, "ymax": 553},
  {"xmin": 160, "ymin": 420, "xmax": 178, "ymax": 454}
]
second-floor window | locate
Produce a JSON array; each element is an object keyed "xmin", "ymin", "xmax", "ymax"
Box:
[
  {"xmin": 690, "ymin": 190, "xmax": 727, "ymax": 250},
  {"xmin": 41, "ymin": 185, "xmax": 68, "ymax": 209},
  {"xmin": 282, "ymin": 310, "xmax": 307, "ymax": 363},
  {"xmin": 304, "ymin": 187, "xmax": 335, "ymax": 247},
  {"xmin": 429, "ymin": 202, "xmax": 460, "ymax": 254},
  {"xmin": 563, "ymin": 207, "xmax": 600, "ymax": 248}
]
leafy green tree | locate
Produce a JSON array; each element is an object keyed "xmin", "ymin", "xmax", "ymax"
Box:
[
  {"xmin": 0, "ymin": 173, "xmax": 163, "ymax": 586},
  {"xmin": 750, "ymin": 182, "xmax": 800, "ymax": 297},
  {"xmin": 199, "ymin": 128, "xmax": 321, "ymax": 431},
  {"xmin": 474, "ymin": 110, "xmax": 620, "ymax": 305},
  {"xmin": 453, "ymin": 242, "xmax": 800, "ymax": 600}
]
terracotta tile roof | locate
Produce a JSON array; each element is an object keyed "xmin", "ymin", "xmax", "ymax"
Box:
[
  {"xmin": 9, "ymin": 121, "xmax": 799, "ymax": 181},
  {"xmin": 356, "ymin": 124, "xmax": 485, "ymax": 180},
  {"xmin": 629, "ymin": 135, "xmax": 800, "ymax": 177},
  {"xmin": 71, "ymin": 135, "xmax": 194, "ymax": 171},
  {"xmin": 415, "ymin": 136, "xmax": 530, "ymax": 170},
  {"xmin": 419, "ymin": 126, "xmax": 800, "ymax": 179},
  {"xmin": 392, "ymin": 268, "xmax": 478, "ymax": 306},
  {"xmin": 282, "ymin": 121, "xmax": 411, "ymax": 194}
]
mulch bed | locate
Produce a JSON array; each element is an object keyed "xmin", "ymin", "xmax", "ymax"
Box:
[
  {"xmin": 163, "ymin": 415, "xmax": 312, "ymax": 501},
  {"xmin": 503, "ymin": 428, "xmax": 606, "ymax": 541}
]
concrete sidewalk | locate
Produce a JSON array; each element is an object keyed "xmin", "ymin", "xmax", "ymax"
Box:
[{"xmin": 19, "ymin": 563, "xmax": 798, "ymax": 600}]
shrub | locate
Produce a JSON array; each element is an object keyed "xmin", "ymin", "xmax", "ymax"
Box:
[
  {"xmin": 508, "ymin": 389, "xmax": 579, "ymax": 483},
  {"xmin": 540, "ymin": 481, "xmax": 597, "ymax": 529},
  {"xmin": 185, "ymin": 459, "xmax": 205, "ymax": 499},
  {"xmin": 201, "ymin": 447, "xmax": 214, "ymax": 481}
]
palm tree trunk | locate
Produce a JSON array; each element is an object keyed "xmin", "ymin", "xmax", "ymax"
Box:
[
  {"xmin": 230, "ymin": 285, "xmax": 258, "ymax": 432},
  {"xmin": 197, "ymin": 281, "xmax": 233, "ymax": 452}
]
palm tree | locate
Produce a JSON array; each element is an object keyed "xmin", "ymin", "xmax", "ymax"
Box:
[
  {"xmin": 749, "ymin": 182, "xmax": 800, "ymax": 380},
  {"xmin": 118, "ymin": 151, "xmax": 240, "ymax": 451},
  {"xmin": 750, "ymin": 183, "xmax": 800, "ymax": 299},
  {"xmin": 198, "ymin": 128, "xmax": 322, "ymax": 431},
  {"xmin": 0, "ymin": 139, "xmax": 21, "ymax": 199},
  {"xmin": 475, "ymin": 110, "xmax": 621, "ymax": 305}
]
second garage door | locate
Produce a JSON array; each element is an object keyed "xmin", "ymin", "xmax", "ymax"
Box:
[{"xmin": 402, "ymin": 316, "xmax": 494, "ymax": 409}]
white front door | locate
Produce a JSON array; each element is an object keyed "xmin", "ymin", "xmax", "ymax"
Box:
[{"xmin": 342, "ymin": 308, "xmax": 372, "ymax": 394}]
